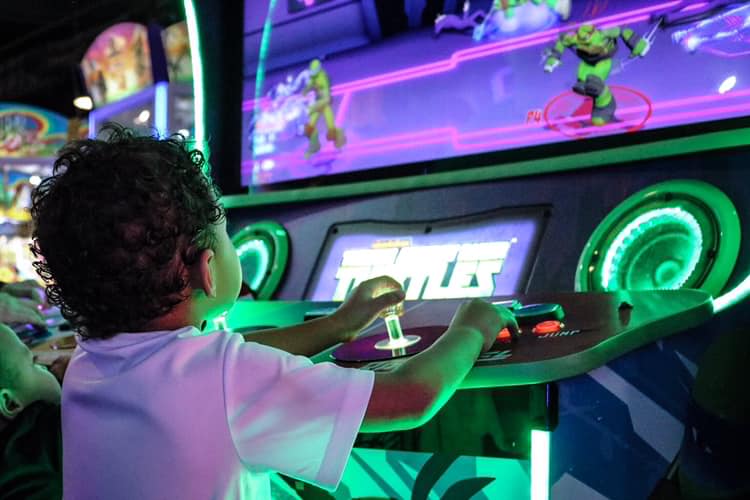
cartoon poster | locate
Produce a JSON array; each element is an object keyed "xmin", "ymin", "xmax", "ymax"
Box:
[
  {"xmin": 80, "ymin": 22, "xmax": 153, "ymax": 107},
  {"xmin": 162, "ymin": 21, "xmax": 193, "ymax": 83},
  {"xmin": 0, "ymin": 104, "xmax": 68, "ymax": 158}
]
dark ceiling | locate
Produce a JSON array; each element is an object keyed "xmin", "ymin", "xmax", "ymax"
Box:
[{"xmin": 0, "ymin": 0, "xmax": 185, "ymax": 118}]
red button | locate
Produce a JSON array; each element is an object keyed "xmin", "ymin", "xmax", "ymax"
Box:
[
  {"xmin": 496, "ymin": 327, "xmax": 512, "ymax": 343},
  {"xmin": 533, "ymin": 320, "xmax": 562, "ymax": 336}
]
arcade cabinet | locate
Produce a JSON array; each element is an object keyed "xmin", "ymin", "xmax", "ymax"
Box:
[
  {"xmin": 205, "ymin": 0, "xmax": 750, "ymax": 498},
  {"xmin": 0, "ymin": 103, "xmax": 70, "ymax": 285},
  {"xmin": 83, "ymin": 21, "xmax": 195, "ymax": 139}
]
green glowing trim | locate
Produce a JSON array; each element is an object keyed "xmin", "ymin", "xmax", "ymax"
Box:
[
  {"xmin": 713, "ymin": 274, "xmax": 750, "ymax": 312},
  {"xmin": 601, "ymin": 207, "xmax": 703, "ymax": 291},
  {"xmin": 576, "ymin": 180, "xmax": 740, "ymax": 298},
  {"xmin": 231, "ymin": 221, "xmax": 289, "ymax": 299},
  {"xmin": 384, "ymin": 315, "xmax": 405, "ymax": 343},
  {"xmin": 530, "ymin": 430, "xmax": 550, "ymax": 500},
  {"xmin": 235, "ymin": 239, "xmax": 271, "ymax": 291},
  {"xmin": 183, "ymin": 0, "xmax": 206, "ymax": 161},
  {"xmin": 252, "ymin": 0, "xmax": 278, "ymax": 162}
]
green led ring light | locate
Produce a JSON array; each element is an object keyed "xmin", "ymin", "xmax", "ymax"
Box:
[
  {"xmin": 576, "ymin": 180, "xmax": 740, "ymax": 299},
  {"xmin": 601, "ymin": 207, "xmax": 704, "ymax": 291},
  {"xmin": 231, "ymin": 221, "xmax": 290, "ymax": 300}
]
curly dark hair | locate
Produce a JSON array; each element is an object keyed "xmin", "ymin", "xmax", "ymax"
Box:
[{"xmin": 31, "ymin": 125, "xmax": 224, "ymax": 339}]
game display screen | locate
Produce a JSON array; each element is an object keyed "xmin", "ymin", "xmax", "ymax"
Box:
[
  {"xmin": 81, "ymin": 23, "xmax": 153, "ymax": 108},
  {"xmin": 162, "ymin": 22, "xmax": 193, "ymax": 84},
  {"xmin": 0, "ymin": 165, "xmax": 48, "ymax": 284},
  {"xmin": 0, "ymin": 104, "xmax": 66, "ymax": 284},
  {"xmin": 305, "ymin": 208, "xmax": 547, "ymax": 301},
  {"xmin": 243, "ymin": 0, "xmax": 750, "ymax": 187}
]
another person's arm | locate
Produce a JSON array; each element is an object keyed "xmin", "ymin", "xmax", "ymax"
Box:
[
  {"xmin": 0, "ymin": 292, "xmax": 44, "ymax": 325},
  {"xmin": 0, "ymin": 280, "xmax": 45, "ymax": 304}
]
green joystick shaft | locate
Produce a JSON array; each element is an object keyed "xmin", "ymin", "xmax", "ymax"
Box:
[{"xmin": 375, "ymin": 303, "xmax": 421, "ymax": 351}]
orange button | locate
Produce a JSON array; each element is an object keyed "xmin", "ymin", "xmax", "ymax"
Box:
[
  {"xmin": 496, "ymin": 327, "xmax": 512, "ymax": 343},
  {"xmin": 533, "ymin": 320, "xmax": 562, "ymax": 336}
]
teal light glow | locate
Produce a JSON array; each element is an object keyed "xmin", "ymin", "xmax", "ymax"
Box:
[
  {"xmin": 236, "ymin": 239, "xmax": 271, "ymax": 291},
  {"xmin": 384, "ymin": 315, "xmax": 405, "ymax": 343},
  {"xmin": 601, "ymin": 207, "xmax": 703, "ymax": 291},
  {"xmin": 713, "ymin": 274, "xmax": 750, "ymax": 312},
  {"xmin": 576, "ymin": 180, "xmax": 740, "ymax": 296},
  {"xmin": 231, "ymin": 222, "xmax": 290, "ymax": 300},
  {"xmin": 154, "ymin": 82, "xmax": 169, "ymax": 136},
  {"xmin": 531, "ymin": 430, "xmax": 550, "ymax": 500},
  {"xmin": 253, "ymin": 0, "xmax": 278, "ymax": 162},
  {"xmin": 183, "ymin": 0, "xmax": 206, "ymax": 158},
  {"xmin": 375, "ymin": 314, "xmax": 420, "ymax": 351}
]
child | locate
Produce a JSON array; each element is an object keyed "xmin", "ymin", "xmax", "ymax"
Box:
[
  {"xmin": 30, "ymin": 125, "xmax": 518, "ymax": 499},
  {"xmin": 0, "ymin": 323, "xmax": 66, "ymax": 500}
]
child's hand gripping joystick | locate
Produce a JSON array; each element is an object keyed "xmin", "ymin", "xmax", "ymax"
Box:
[{"xmin": 375, "ymin": 301, "xmax": 421, "ymax": 351}]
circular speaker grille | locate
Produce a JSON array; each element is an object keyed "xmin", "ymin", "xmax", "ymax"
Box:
[
  {"xmin": 576, "ymin": 180, "xmax": 740, "ymax": 296},
  {"xmin": 231, "ymin": 221, "xmax": 289, "ymax": 300}
]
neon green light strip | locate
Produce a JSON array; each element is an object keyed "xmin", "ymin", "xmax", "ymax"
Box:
[
  {"xmin": 184, "ymin": 0, "xmax": 206, "ymax": 161},
  {"xmin": 713, "ymin": 274, "xmax": 750, "ymax": 312},
  {"xmin": 601, "ymin": 207, "xmax": 703, "ymax": 291},
  {"xmin": 235, "ymin": 239, "xmax": 271, "ymax": 291},
  {"xmin": 253, "ymin": 1, "xmax": 277, "ymax": 163},
  {"xmin": 531, "ymin": 430, "xmax": 550, "ymax": 500}
]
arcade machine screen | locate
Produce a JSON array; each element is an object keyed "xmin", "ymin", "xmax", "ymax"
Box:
[
  {"xmin": 0, "ymin": 166, "xmax": 45, "ymax": 284},
  {"xmin": 244, "ymin": 0, "xmax": 750, "ymax": 187},
  {"xmin": 0, "ymin": 104, "xmax": 66, "ymax": 284},
  {"xmin": 84, "ymin": 22, "xmax": 195, "ymax": 139},
  {"xmin": 80, "ymin": 22, "xmax": 153, "ymax": 109},
  {"xmin": 305, "ymin": 208, "xmax": 547, "ymax": 301}
]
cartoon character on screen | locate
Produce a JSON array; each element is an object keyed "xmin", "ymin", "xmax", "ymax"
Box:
[
  {"xmin": 543, "ymin": 24, "xmax": 651, "ymax": 125},
  {"xmin": 302, "ymin": 59, "xmax": 346, "ymax": 159},
  {"xmin": 462, "ymin": 0, "xmax": 571, "ymax": 40},
  {"xmin": 494, "ymin": 0, "xmax": 570, "ymax": 20}
]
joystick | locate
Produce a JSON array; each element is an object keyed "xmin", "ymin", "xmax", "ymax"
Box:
[
  {"xmin": 332, "ymin": 301, "xmax": 444, "ymax": 363},
  {"xmin": 374, "ymin": 302, "xmax": 421, "ymax": 350}
]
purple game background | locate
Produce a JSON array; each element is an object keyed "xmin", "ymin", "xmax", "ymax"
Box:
[
  {"xmin": 306, "ymin": 215, "xmax": 543, "ymax": 301},
  {"xmin": 243, "ymin": 0, "xmax": 750, "ymax": 186}
]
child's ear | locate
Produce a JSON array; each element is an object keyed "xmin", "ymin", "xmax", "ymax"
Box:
[
  {"xmin": 195, "ymin": 248, "xmax": 216, "ymax": 298},
  {"xmin": 0, "ymin": 389, "xmax": 24, "ymax": 419}
]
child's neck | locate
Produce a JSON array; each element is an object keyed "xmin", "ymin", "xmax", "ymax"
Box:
[{"xmin": 143, "ymin": 300, "xmax": 204, "ymax": 332}]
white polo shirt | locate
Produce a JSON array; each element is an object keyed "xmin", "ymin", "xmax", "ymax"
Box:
[{"xmin": 61, "ymin": 327, "xmax": 374, "ymax": 499}]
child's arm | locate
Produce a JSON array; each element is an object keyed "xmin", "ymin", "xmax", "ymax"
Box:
[
  {"xmin": 242, "ymin": 276, "xmax": 405, "ymax": 356},
  {"xmin": 241, "ymin": 314, "xmax": 360, "ymax": 357},
  {"xmin": 360, "ymin": 299, "xmax": 518, "ymax": 433}
]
